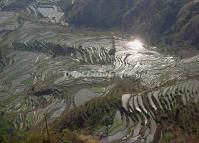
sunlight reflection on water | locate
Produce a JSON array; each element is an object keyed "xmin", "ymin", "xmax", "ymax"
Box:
[{"xmin": 126, "ymin": 39, "xmax": 144, "ymax": 52}]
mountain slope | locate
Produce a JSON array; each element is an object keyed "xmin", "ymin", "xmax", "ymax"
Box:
[{"xmin": 64, "ymin": 0, "xmax": 199, "ymax": 48}]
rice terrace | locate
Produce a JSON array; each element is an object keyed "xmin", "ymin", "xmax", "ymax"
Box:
[{"xmin": 0, "ymin": 0, "xmax": 199, "ymax": 143}]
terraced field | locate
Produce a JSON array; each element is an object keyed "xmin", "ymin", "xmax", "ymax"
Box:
[
  {"xmin": 114, "ymin": 80, "xmax": 198, "ymax": 143},
  {"xmin": 0, "ymin": 46, "xmax": 115, "ymax": 127},
  {"xmin": 98, "ymin": 79, "xmax": 198, "ymax": 142},
  {"xmin": 1, "ymin": 16, "xmax": 199, "ymax": 135},
  {"xmin": 0, "ymin": 1, "xmax": 199, "ymax": 142},
  {"xmin": 112, "ymin": 41, "xmax": 199, "ymax": 87}
]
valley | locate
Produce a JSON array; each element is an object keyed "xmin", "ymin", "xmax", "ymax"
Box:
[{"xmin": 0, "ymin": 0, "xmax": 198, "ymax": 143}]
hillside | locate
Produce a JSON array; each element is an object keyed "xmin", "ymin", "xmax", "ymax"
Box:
[
  {"xmin": 0, "ymin": 0, "xmax": 198, "ymax": 143},
  {"xmin": 64, "ymin": 0, "xmax": 199, "ymax": 48}
]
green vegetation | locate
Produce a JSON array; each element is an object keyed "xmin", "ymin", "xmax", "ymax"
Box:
[
  {"xmin": 0, "ymin": 43, "xmax": 9, "ymax": 71},
  {"xmin": 54, "ymin": 95, "xmax": 121, "ymax": 134},
  {"xmin": 0, "ymin": 43, "xmax": 8, "ymax": 57},
  {"xmin": 0, "ymin": 114, "xmax": 25, "ymax": 143},
  {"xmin": 0, "ymin": 112, "xmax": 99, "ymax": 143},
  {"xmin": 108, "ymin": 112, "xmax": 125, "ymax": 134},
  {"xmin": 21, "ymin": 78, "xmax": 33, "ymax": 86},
  {"xmin": 25, "ymin": 129, "xmax": 98, "ymax": 143},
  {"xmin": 157, "ymin": 96, "xmax": 199, "ymax": 143},
  {"xmin": 161, "ymin": 131, "xmax": 175, "ymax": 143}
]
